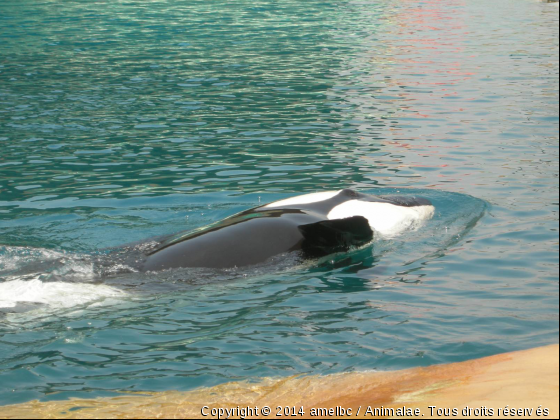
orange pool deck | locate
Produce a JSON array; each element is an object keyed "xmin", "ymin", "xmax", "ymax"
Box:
[{"xmin": 1, "ymin": 344, "xmax": 558, "ymax": 419}]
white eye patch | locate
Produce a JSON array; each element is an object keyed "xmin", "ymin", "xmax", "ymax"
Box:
[
  {"xmin": 264, "ymin": 190, "xmax": 342, "ymax": 208},
  {"xmin": 327, "ymin": 200, "xmax": 435, "ymax": 238}
]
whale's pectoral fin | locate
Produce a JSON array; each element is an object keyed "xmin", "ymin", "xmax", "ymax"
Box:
[{"xmin": 298, "ymin": 216, "xmax": 374, "ymax": 258}]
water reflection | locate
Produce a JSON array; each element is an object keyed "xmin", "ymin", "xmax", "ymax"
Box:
[{"xmin": 1, "ymin": 0, "xmax": 394, "ymax": 202}]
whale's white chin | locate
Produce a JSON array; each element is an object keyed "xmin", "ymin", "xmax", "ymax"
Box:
[{"xmin": 327, "ymin": 200, "xmax": 435, "ymax": 238}]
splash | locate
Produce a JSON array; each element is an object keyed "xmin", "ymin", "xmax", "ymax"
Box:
[
  {"xmin": 0, "ymin": 278, "xmax": 125, "ymax": 311},
  {"xmin": 0, "ymin": 246, "xmax": 130, "ymax": 314}
]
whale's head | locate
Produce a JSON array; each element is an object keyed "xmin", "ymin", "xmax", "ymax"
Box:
[
  {"xmin": 327, "ymin": 190, "xmax": 435, "ymax": 237},
  {"xmin": 266, "ymin": 189, "xmax": 435, "ymax": 238}
]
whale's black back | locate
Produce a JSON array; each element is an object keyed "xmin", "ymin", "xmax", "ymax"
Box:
[{"xmin": 142, "ymin": 206, "xmax": 372, "ymax": 271}]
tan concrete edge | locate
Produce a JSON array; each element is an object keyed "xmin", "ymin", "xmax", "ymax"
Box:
[{"xmin": 1, "ymin": 344, "xmax": 558, "ymax": 419}]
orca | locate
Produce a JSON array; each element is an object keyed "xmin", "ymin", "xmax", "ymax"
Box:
[{"xmin": 140, "ymin": 189, "xmax": 435, "ymax": 271}]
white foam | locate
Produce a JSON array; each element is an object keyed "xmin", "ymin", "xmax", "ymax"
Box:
[
  {"xmin": 0, "ymin": 247, "xmax": 66, "ymax": 272},
  {"xmin": 264, "ymin": 191, "xmax": 342, "ymax": 208},
  {"xmin": 327, "ymin": 201, "xmax": 435, "ymax": 238},
  {"xmin": 0, "ymin": 279, "xmax": 125, "ymax": 310}
]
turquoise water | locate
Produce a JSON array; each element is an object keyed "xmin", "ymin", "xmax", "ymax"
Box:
[{"xmin": 0, "ymin": 0, "xmax": 558, "ymax": 406}]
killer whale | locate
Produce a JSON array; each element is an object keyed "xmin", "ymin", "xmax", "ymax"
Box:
[{"xmin": 139, "ymin": 189, "xmax": 435, "ymax": 272}]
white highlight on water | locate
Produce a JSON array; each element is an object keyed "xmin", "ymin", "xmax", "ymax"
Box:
[{"xmin": 0, "ymin": 279, "xmax": 125, "ymax": 310}]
